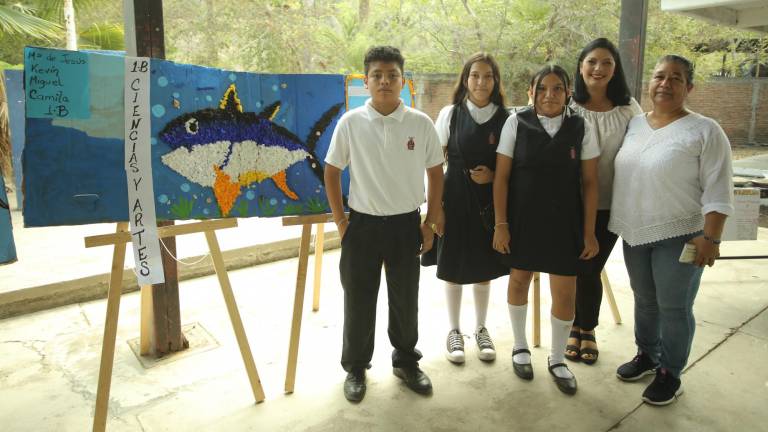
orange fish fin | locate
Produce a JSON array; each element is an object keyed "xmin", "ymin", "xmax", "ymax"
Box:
[
  {"xmin": 271, "ymin": 171, "xmax": 298, "ymax": 200},
  {"xmin": 213, "ymin": 166, "xmax": 242, "ymax": 216}
]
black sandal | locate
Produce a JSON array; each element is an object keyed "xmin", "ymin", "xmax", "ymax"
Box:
[
  {"xmin": 565, "ymin": 329, "xmax": 581, "ymax": 362},
  {"xmin": 579, "ymin": 331, "xmax": 599, "ymax": 365}
]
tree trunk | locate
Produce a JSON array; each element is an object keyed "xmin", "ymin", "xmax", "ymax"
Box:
[
  {"xmin": 63, "ymin": 0, "xmax": 77, "ymax": 50},
  {"xmin": 0, "ymin": 72, "xmax": 11, "ymax": 177},
  {"xmin": 359, "ymin": 0, "xmax": 369, "ymax": 24}
]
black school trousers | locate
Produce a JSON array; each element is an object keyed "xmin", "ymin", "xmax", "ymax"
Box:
[{"xmin": 340, "ymin": 208, "xmax": 423, "ymax": 372}]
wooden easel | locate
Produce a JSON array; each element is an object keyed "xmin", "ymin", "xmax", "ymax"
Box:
[
  {"xmin": 530, "ymin": 269, "xmax": 622, "ymax": 347},
  {"xmin": 280, "ymin": 213, "xmax": 337, "ymax": 393},
  {"xmin": 86, "ymin": 218, "xmax": 265, "ymax": 432}
]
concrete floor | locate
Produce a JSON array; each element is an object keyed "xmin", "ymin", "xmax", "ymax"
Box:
[{"xmin": 1, "ymin": 229, "xmax": 767, "ymax": 432}]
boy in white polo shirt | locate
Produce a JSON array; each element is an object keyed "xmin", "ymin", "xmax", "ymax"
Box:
[{"xmin": 324, "ymin": 46, "xmax": 444, "ymax": 403}]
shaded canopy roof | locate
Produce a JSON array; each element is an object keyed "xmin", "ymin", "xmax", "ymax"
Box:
[{"xmin": 661, "ymin": 0, "xmax": 768, "ymax": 33}]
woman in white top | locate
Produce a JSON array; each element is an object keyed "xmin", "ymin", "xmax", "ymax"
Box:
[
  {"xmin": 566, "ymin": 38, "xmax": 643, "ymax": 365},
  {"xmin": 610, "ymin": 55, "xmax": 733, "ymax": 406},
  {"xmin": 422, "ymin": 53, "xmax": 509, "ymax": 365}
]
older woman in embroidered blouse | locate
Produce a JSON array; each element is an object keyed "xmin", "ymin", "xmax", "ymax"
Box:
[{"xmin": 609, "ymin": 55, "xmax": 733, "ymax": 407}]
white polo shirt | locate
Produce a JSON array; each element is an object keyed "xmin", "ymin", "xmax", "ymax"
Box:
[{"xmin": 325, "ymin": 98, "xmax": 444, "ymax": 216}]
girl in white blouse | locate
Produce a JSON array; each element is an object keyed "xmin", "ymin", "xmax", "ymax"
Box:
[
  {"xmin": 423, "ymin": 53, "xmax": 510, "ymax": 365},
  {"xmin": 566, "ymin": 38, "xmax": 643, "ymax": 365},
  {"xmin": 493, "ymin": 65, "xmax": 600, "ymax": 395},
  {"xmin": 610, "ymin": 55, "xmax": 733, "ymax": 406}
]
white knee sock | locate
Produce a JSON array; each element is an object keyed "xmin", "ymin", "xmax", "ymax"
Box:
[
  {"xmin": 445, "ymin": 282, "xmax": 462, "ymax": 331},
  {"xmin": 550, "ymin": 315, "xmax": 575, "ymax": 379},
  {"xmin": 473, "ymin": 283, "xmax": 490, "ymax": 330},
  {"xmin": 508, "ymin": 303, "xmax": 530, "ymax": 364}
]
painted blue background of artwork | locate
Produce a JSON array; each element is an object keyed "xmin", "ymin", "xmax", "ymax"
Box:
[
  {"xmin": 4, "ymin": 69, "xmax": 25, "ymax": 209},
  {"xmin": 0, "ymin": 174, "xmax": 17, "ymax": 265},
  {"xmin": 22, "ymin": 47, "xmax": 346, "ymax": 226},
  {"xmin": 24, "ymin": 48, "xmax": 128, "ymax": 226}
]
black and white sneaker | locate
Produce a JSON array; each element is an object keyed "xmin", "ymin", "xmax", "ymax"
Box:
[
  {"xmin": 475, "ymin": 327, "xmax": 496, "ymax": 361},
  {"xmin": 445, "ymin": 329, "xmax": 465, "ymax": 364},
  {"xmin": 642, "ymin": 368, "xmax": 683, "ymax": 406},
  {"xmin": 616, "ymin": 352, "xmax": 659, "ymax": 381}
]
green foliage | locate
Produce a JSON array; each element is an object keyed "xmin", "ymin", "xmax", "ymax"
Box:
[
  {"xmin": 1, "ymin": 0, "xmax": 765, "ymax": 89},
  {"xmin": 0, "ymin": 3, "xmax": 61, "ymax": 40},
  {"xmin": 258, "ymin": 195, "xmax": 277, "ymax": 217},
  {"xmin": 282, "ymin": 203, "xmax": 305, "ymax": 215},
  {"xmin": 78, "ymin": 22, "xmax": 124, "ymax": 50},
  {"xmin": 235, "ymin": 199, "xmax": 248, "ymax": 217},
  {"xmin": 170, "ymin": 196, "xmax": 195, "ymax": 219},
  {"xmin": 305, "ymin": 197, "xmax": 328, "ymax": 214}
]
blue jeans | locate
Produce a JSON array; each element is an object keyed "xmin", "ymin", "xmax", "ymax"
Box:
[{"xmin": 622, "ymin": 233, "xmax": 704, "ymax": 378}]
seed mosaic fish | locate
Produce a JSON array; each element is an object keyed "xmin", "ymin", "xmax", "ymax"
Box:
[
  {"xmin": 22, "ymin": 47, "xmax": 348, "ymax": 226},
  {"xmin": 159, "ymin": 84, "xmax": 342, "ymax": 217}
]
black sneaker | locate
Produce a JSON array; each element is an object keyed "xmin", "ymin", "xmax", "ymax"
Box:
[
  {"xmin": 616, "ymin": 352, "xmax": 658, "ymax": 381},
  {"xmin": 445, "ymin": 329, "xmax": 465, "ymax": 364},
  {"xmin": 642, "ymin": 368, "xmax": 683, "ymax": 406},
  {"xmin": 475, "ymin": 327, "xmax": 496, "ymax": 361}
]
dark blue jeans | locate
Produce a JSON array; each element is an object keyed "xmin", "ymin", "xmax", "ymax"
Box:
[{"xmin": 622, "ymin": 233, "xmax": 704, "ymax": 378}]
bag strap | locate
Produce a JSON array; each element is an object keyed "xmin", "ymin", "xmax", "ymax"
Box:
[{"xmin": 450, "ymin": 103, "xmax": 489, "ymax": 214}]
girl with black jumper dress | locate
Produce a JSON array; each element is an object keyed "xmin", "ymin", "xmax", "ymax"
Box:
[
  {"xmin": 492, "ymin": 65, "xmax": 600, "ymax": 395},
  {"xmin": 422, "ymin": 52, "xmax": 510, "ymax": 364}
]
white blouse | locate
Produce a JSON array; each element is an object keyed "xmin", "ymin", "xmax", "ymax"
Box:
[
  {"xmin": 434, "ymin": 100, "xmax": 500, "ymax": 147},
  {"xmin": 496, "ymin": 110, "xmax": 600, "ymax": 160},
  {"xmin": 569, "ymin": 98, "xmax": 643, "ymax": 209},
  {"xmin": 608, "ymin": 112, "xmax": 734, "ymax": 246}
]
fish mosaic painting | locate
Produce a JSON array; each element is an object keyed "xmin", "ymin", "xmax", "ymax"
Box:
[
  {"xmin": 159, "ymin": 84, "xmax": 342, "ymax": 217},
  {"xmin": 22, "ymin": 47, "xmax": 347, "ymax": 226}
]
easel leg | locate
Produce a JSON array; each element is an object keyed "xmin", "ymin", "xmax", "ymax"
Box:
[
  {"xmin": 93, "ymin": 222, "xmax": 128, "ymax": 432},
  {"xmin": 285, "ymin": 224, "xmax": 312, "ymax": 393},
  {"xmin": 312, "ymin": 223, "xmax": 324, "ymax": 312},
  {"xmin": 204, "ymin": 230, "xmax": 265, "ymax": 403},
  {"xmin": 601, "ymin": 269, "xmax": 622, "ymax": 324},
  {"xmin": 139, "ymin": 285, "xmax": 154, "ymax": 356},
  {"xmin": 532, "ymin": 272, "xmax": 541, "ymax": 348}
]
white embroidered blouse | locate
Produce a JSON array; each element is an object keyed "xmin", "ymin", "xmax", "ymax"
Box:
[{"xmin": 608, "ymin": 112, "xmax": 734, "ymax": 246}]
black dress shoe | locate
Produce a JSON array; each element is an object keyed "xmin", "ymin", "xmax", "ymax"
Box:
[
  {"xmin": 548, "ymin": 360, "xmax": 577, "ymax": 395},
  {"xmin": 344, "ymin": 369, "xmax": 366, "ymax": 402},
  {"xmin": 393, "ymin": 366, "xmax": 433, "ymax": 395},
  {"xmin": 512, "ymin": 348, "xmax": 534, "ymax": 380}
]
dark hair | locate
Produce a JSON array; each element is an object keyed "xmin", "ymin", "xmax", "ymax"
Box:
[
  {"xmin": 529, "ymin": 64, "xmax": 571, "ymax": 114},
  {"xmin": 656, "ymin": 54, "xmax": 695, "ymax": 85},
  {"xmin": 364, "ymin": 46, "xmax": 405, "ymax": 75},
  {"xmin": 572, "ymin": 38, "xmax": 632, "ymax": 106},
  {"xmin": 451, "ymin": 52, "xmax": 507, "ymax": 107}
]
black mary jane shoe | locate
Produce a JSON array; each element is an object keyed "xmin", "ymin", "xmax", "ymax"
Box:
[
  {"xmin": 548, "ymin": 359, "xmax": 577, "ymax": 395},
  {"xmin": 512, "ymin": 348, "xmax": 534, "ymax": 380}
]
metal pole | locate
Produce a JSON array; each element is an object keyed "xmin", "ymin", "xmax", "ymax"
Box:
[{"xmin": 618, "ymin": 0, "xmax": 649, "ymax": 103}]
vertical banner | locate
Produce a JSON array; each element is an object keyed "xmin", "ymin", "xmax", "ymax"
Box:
[{"xmin": 125, "ymin": 57, "xmax": 165, "ymax": 285}]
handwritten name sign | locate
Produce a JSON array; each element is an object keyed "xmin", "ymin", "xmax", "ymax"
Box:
[
  {"xmin": 125, "ymin": 57, "xmax": 165, "ymax": 285},
  {"xmin": 24, "ymin": 47, "xmax": 90, "ymax": 119}
]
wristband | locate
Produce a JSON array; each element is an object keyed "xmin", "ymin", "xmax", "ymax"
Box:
[
  {"xmin": 495, "ymin": 222, "xmax": 509, "ymax": 227},
  {"xmin": 703, "ymin": 235, "xmax": 721, "ymax": 245},
  {"xmin": 335, "ymin": 218, "xmax": 349, "ymax": 226}
]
